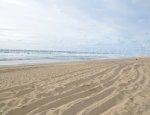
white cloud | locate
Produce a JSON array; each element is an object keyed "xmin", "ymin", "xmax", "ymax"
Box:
[{"xmin": 0, "ymin": 0, "xmax": 150, "ymax": 54}]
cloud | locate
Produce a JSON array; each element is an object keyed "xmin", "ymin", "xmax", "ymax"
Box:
[
  {"xmin": 132, "ymin": 0, "xmax": 150, "ymax": 7},
  {"xmin": 0, "ymin": 0, "xmax": 150, "ymax": 55}
]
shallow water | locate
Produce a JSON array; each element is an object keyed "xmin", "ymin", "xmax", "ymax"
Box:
[{"xmin": 0, "ymin": 49, "xmax": 126, "ymax": 65}]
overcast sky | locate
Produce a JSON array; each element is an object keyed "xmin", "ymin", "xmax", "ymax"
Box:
[{"xmin": 0, "ymin": 0, "xmax": 150, "ymax": 54}]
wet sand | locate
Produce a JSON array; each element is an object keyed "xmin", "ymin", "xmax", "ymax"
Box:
[{"xmin": 0, "ymin": 58, "xmax": 150, "ymax": 115}]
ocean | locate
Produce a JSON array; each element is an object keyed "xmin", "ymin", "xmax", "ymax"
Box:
[{"xmin": 0, "ymin": 49, "xmax": 125, "ymax": 65}]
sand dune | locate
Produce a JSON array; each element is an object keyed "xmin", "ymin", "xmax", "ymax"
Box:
[{"xmin": 0, "ymin": 58, "xmax": 150, "ymax": 115}]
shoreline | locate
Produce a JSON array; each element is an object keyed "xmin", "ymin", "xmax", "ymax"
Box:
[{"xmin": 0, "ymin": 55, "xmax": 148, "ymax": 66}]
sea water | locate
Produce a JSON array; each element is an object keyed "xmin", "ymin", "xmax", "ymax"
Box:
[{"xmin": 0, "ymin": 49, "xmax": 125, "ymax": 65}]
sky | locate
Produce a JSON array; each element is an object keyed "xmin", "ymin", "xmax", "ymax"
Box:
[{"xmin": 0, "ymin": 0, "xmax": 150, "ymax": 55}]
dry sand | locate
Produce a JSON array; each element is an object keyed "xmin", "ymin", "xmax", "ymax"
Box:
[{"xmin": 0, "ymin": 58, "xmax": 150, "ymax": 115}]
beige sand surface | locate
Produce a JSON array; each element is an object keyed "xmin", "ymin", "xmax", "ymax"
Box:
[{"xmin": 0, "ymin": 58, "xmax": 150, "ymax": 115}]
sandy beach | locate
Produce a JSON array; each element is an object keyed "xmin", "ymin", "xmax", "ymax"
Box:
[{"xmin": 0, "ymin": 58, "xmax": 150, "ymax": 115}]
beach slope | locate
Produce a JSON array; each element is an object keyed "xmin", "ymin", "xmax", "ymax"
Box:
[{"xmin": 0, "ymin": 58, "xmax": 150, "ymax": 115}]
